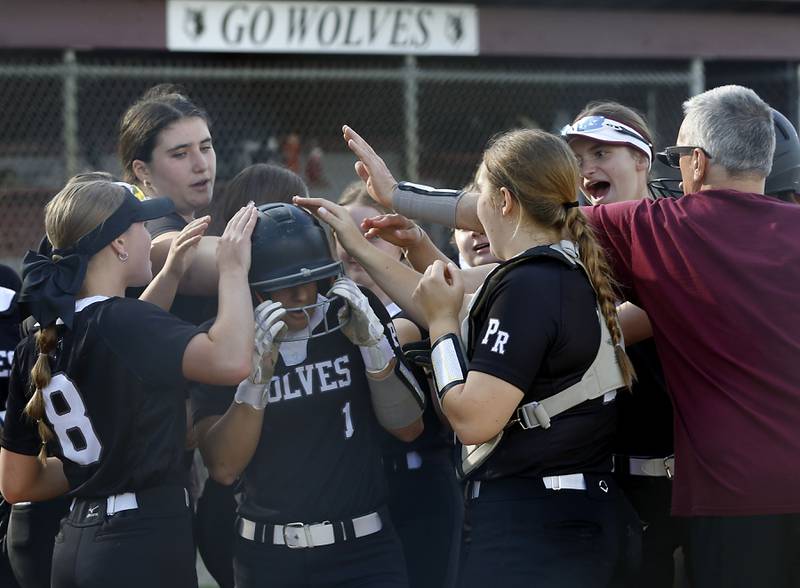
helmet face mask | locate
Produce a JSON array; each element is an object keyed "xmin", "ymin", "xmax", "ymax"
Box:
[{"xmin": 249, "ymin": 203, "xmax": 345, "ymax": 341}]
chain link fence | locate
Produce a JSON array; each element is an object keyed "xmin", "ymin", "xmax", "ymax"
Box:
[{"xmin": 1, "ymin": 50, "xmax": 796, "ymax": 268}]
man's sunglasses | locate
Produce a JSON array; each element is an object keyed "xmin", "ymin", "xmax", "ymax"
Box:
[{"xmin": 656, "ymin": 146, "xmax": 712, "ymax": 169}]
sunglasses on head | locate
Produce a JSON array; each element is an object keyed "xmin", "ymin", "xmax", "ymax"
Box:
[{"xmin": 656, "ymin": 146, "xmax": 713, "ymax": 169}]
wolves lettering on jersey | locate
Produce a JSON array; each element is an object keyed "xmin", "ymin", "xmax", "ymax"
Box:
[
  {"xmin": 265, "ymin": 355, "xmax": 352, "ymax": 403},
  {"xmin": 217, "ymin": 289, "xmax": 394, "ymax": 521}
]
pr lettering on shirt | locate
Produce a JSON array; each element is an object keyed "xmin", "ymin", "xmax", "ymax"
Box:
[
  {"xmin": 480, "ymin": 318, "xmax": 509, "ymax": 355},
  {"xmin": 266, "ymin": 355, "xmax": 352, "ymax": 403}
]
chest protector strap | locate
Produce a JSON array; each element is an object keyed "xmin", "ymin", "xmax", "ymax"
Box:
[{"xmin": 457, "ymin": 241, "xmax": 625, "ymax": 478}]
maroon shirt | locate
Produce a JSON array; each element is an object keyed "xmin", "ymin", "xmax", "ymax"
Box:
[{"xmin": 583, "ymin": 190, "xmax": 800, "ymax": 516}]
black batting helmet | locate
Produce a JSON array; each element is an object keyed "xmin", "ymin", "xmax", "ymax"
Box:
[
  {"xmin": 765, "ymin": 108, "xmax": 800, "ymax": 201},
  {"xmin": 249, "ymin": 203, "xmax": 342, "ymax": 293}
]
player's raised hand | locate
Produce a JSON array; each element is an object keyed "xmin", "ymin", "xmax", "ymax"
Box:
[
  {"xmin": 412, "ymin": 260, "xmax": 464, "ymax": 326},
  {"xmin": 250, "ymin": 299, "xmax": 287, "ymax": 385},
  {"xmin": 293, "ymin": 196, "xmax": 368, "ymax": 255},
  {"xmin": 235, "ymin": 299, "xmax": 287, "ymax": 410},
  {"xmin": 362, "ymin": 213, "xmax": 425, "ymax": 249},
  {"xmin": 217, "ymin": 203, "xmax": 257, "ymax": 274},
  {"xmin": 161, "ymin": 215, "xmax": 209, "ymax": 280},
  {"xmin": 342, "ymin": 125, "xmax": 397, "ymax": 210},
  {"xmin": 327, "ymin": 277, "xmax": 384, "ymax": 347}
]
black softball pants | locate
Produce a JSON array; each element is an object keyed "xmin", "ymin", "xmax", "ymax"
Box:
[
  {"xmin": 51, "ymin": 486, "xmax": 197, "ymax": 588},
  {"xmin": 458, "ymin": 474, "xmax": 640, "ymax": 588},
  {"xmin": 7, "ymin": 497, "xmax": 69, "ymax": 588}
]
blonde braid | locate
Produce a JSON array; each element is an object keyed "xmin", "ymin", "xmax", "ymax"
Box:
[
  {"xmin": 24, "ymin": 325, "xmax": 58, "ymax": 463},
  {"xmin": 564, "ymin": 208, "xmax": 636, "ymax": 389}
]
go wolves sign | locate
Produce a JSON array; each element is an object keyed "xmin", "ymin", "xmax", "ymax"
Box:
[{"xmin": 167, "ymin": 1, "xmax": 478, "ymax": 55}]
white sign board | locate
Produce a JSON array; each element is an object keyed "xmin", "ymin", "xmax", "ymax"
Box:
[{"xmin": 167, "ymin": 1, "xmax": 478, "ymax": 55}]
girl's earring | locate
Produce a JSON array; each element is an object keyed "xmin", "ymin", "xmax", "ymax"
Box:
[{"xmin": 118, "ymin": 252, "xmax": 129, "ymax": 262}]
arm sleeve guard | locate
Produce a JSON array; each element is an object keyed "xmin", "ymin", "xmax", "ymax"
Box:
[{"xmin": 393, "ymin": 182, "xmax": 462, "ymax": 228}]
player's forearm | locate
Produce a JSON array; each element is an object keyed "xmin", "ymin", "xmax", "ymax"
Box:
[
  {"xmin": 392, "ymin": 183, "xmax": 484, "ymax": 233},
  {"xmin": 151, "ymin": 235, "xmax": 220, "ymax": 297},
  {"xmin": 0, "ymin": 453, "xmax": 68, "ymax": 503},
  {"xmin": 404, "ymin": 230, "xmax": 451, "ymax": 273},
  {"xmin": 455, "ymin": 192, "xmax": 483, "ymax": 233},
  {"xmin": 138, "ymin": 268, "xmax": 180, "ymax": 311},
  {"xmin": 428, "ymin": 319, "xmax": 507, "ymax": 445},
  {"xmin": 199, "ymin": 405, "xmax": 264, "ymax": 486},
  {"xmin": 178, "ymin": 237, "xmax": 220, "ymax": 296},
  {"xmin": 205, "ymin": 267, "xmax": 254, "ymax": 382},
  {"xmin": 348, "ymin": 245, "xmax": 428, "ymax": 327}
]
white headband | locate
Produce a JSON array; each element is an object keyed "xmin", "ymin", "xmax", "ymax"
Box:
[{"xmin": 562, "ymin": 116, "xmax": 653, "ymax": 170}]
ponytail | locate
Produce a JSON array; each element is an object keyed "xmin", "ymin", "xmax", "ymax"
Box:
[
  {"xmin": 481, "ymin": 128, "xmax": 635, "ymax": 388},
  {"xmin": 24, "ymin": 325, "xmax": 58, "ymax": 462},
  {"xmin": 564, "ymin": 208, "xmax": 636, "ymax": 389}
]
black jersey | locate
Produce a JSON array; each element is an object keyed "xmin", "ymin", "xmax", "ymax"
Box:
[
  {"xmin": 466, "ymin": 250, "xmax": 617, "ymax": 481},
  {"xmin": 1, "ymin": 297, "xmax": 203, "ymax": 497},
  {"xmin": 144, "ymin": 212, "xmax": 217, "ymax": 325},
  {"xmin": 0, "ymin": 265, "xmax": 22, "ymax": 412},
  {"xmin": 615, "ymin": 338, "xmax": 673, "ymax": 457},
  {"xmin": 193, "ymin": 288, "xmax": 402, "ymax": 522}
]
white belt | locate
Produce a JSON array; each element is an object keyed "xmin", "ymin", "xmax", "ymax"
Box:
[
  {"xmin": 626, "ymin": 456, "xmax": 675, "ymax": 479},
  {"xmin": 69, "ymin": 489, "xmax": 189, "ymax": 515},
  {"xmin": 542, "ymin": 473, "xmax": 587, "ymax": 491},
  {"xmin": 469, "ymin": 473, "xmax": 587, "ymax": 499},
  {"xmin": 106, "ymin": 492, "xmax": 138, "ymax": 514},
  {"xmin": 69, "ymin": 492, "xmax": 138, "ymax": 515},
  {"xmin": 238, "ymin": 511, "xmax": 383, "ymax": 549}
]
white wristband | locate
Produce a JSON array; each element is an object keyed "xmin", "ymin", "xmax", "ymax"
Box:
[
  {"xmin": 430, "ymin": 333, "xmax": 467, "ymax": 400},
  {"xmin": 234, "ymin": 380, "xmax": 269, "ymax": 410},
  {"xmin": 360, "ymin": 335, "xmax": 395, "ymax": 374}
]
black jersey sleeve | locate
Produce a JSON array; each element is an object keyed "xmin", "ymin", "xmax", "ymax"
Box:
[
  {"xmin": 97, "ymin": 298, "xmax": 205, "ymax": 390},
  {"xmin": 145, "ymin": 212, "xmax": 187, "ymax": 239},
  {"xmin": 0, "ymin": 338, "xmax": 40, "ymax": 456},
  {"xmin": 468, "ymin": 264, "xmax": 561, "ymax": 393}
]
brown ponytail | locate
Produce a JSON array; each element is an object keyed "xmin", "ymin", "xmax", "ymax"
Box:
[
  {"xmin": 563, "ymin": 208, "xmax": 636, "ymax": 388},
  {"xmin": 24, "ymin": 325, "xmax": 58, "ymax": 462},
  {"xmin": 483, "ymin": 129, "xmax": 636, "ymax": 388}
]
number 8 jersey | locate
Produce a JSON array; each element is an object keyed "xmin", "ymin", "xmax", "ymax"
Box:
[{"xmin": 1, "ymin": 296, "xmax": 204, "ymax": 497}]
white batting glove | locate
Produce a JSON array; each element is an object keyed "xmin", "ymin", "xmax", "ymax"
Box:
[
  {"xmin": 235, "ymin": 300, "xmax": 287, "ymax": 410},
  {"xmin": 327, "ymin": 277, "xmax": 384, "ymax": 347},
  {"xmin": 251, "ymin": 300, "xmax": 288, "ymax": 385}
]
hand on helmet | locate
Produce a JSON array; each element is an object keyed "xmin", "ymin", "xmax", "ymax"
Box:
[{"xmin": 327, "ymin": 277, "xmax": 384, "ymax": 347}]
